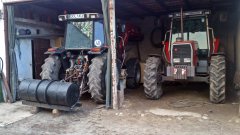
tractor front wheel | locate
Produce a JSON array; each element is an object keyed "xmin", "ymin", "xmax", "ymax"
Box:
[
  {"xmin": 210, "ymin": 55, "xmax": 226, "ymax": 103},
  {"xmin": 143, "ymin": 57, "xmax": 163, "ymax": 99}
]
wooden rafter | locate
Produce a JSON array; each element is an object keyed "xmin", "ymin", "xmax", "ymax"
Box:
[
  {"xmin": 79, "ymin": 0, "xmax": 102, "ymax": 12},
  {"xmin": 184, "ymin": 0, "xmax": 191, "ymax": 9},
  {"xmin": 116, "ymin": 3, "xmax": 143, "ymax": 18},
  {"xmin": 155, "ymin": 0, "xmax": 167, "ymax": 11},
  {"xmin": 130, "ymin": 0, "xmax": 156, "ymax": 14}
]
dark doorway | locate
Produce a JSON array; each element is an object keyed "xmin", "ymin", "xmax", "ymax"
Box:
[{"xmin": 32, "ymin": 39, "xmax": 50, "ymax": 79}]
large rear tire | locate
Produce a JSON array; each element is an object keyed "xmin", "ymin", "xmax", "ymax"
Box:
[
  {"xmin": 143, "ymin": 57, "xmax": 163, "ymax": 99},
  {"xmin": 126, "ymin": 58, "xmax": 141, "ymax": 89},
  {"xmin": 210, "ymin": 55, "xmax": 226, "ymax": 103},
  {"xmin": 40, "ymin": 55, "xmax": 61, "ymax": 80},
  {"xmin": 88, "ymin": 54, "xmax": 107, "ymax": 104}
]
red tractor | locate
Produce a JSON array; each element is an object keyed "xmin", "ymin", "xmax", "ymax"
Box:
[{"xmin": 144, "ymin": 10, "xmax": 226, "ymax": 103}]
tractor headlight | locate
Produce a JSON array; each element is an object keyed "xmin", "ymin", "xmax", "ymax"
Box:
[
  {"xmin": 184, "ymin": 58, "xmax": 191, "ymax": 63},
  {"xmin": 173, "ymin": 58, "xmax": 180, "ymax": 63}
]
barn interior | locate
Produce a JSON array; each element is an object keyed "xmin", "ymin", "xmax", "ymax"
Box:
[{"xmin": 3, "ymin": 0, "xmax": 239, "ymax": 105}]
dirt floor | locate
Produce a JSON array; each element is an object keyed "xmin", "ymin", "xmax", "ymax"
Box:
[{"xmin": 0, "ymin": 83, "xmax": 240, "ymax": 135}]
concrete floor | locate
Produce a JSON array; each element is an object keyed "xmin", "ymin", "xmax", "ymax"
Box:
[{"xmin": 0, "ymin": 83, "xmax": 240, "ymax": 135}]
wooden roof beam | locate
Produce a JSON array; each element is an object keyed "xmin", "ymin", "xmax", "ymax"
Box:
[
  {"xmin": 80, "ymin": 1, "xmax": 102, "ymax": 12},
  {"xmin": 155, "ymin": 0, "xmax": 167, "ymax": 11},
  {"xmin": 130, "ymin": 0, "xmax": 156, "ymax": 14},
  {"xmin": 184, "ymin": 0, "xmax": 191, "ymax": 9},
  {"xmin": 116, "ymin": 3, "xmax": 144, "ymax": 19}
]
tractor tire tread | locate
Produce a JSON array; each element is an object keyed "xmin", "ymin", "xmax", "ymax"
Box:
[
  {"xmin": 40, "ymin": 56, "xmax": 61, "ymax": 80},
  {"xmin": 143, "ymin": 57, "xmax": 163, "ymax": 100},
  {"xmin": 210, "ymin": 55, "xmax": 226, "ymax": 103},
  {"xmin": 88, "ymin": 54, "xmax": 107, "ymax": 104}
]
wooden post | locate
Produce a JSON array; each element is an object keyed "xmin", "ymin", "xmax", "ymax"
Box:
[
  {"xmin": 108, "ymin": 0, "xmax": 118, "ymax": 110},
  {"xmin": 238, "ymin": 90, "xmax": 240, "ymax": 117},
  {"xmin": 234, "ymin": 2, "xmax": 240, "ymax": 116}
]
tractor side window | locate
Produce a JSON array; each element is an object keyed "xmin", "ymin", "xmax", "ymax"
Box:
[
  {"xmin": 72, "ymin": 21, "xmax": 93, "ymax": 40},
  {"xmin": 189, "ymin": 32, "xmax": 208, "ymax": 49},
  {"xmin": 94, "ymin": 21, "xmax": 105, "ymax": 47}
]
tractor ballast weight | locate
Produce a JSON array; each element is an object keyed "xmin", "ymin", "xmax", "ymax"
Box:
[
  {"xmin": 144, "ymin": 10, "xmax": 226, "ymax": 103},
  {"xmin": 19, "ymin": 79, "xmax": 79, "ymax": 107}
]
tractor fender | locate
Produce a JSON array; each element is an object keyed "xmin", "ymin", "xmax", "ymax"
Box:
[{"xmin": 44, "ymin": 47, "xmax": 66, "ymax": 55}]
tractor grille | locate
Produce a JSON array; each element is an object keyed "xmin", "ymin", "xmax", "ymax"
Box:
[
  {"xmin": 173, "ymin": 65, "xmax": 188, "ymax": 79},
  {"xmin": 172, "ymin": 44, "xmax": 192, "ymax": 65}
]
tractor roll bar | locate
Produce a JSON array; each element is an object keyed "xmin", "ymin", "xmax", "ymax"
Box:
[{"xmin": 169, "ymin": 10, "xmax": 211, "ymax": 18}]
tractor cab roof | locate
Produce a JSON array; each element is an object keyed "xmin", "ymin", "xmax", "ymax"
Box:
[
  {"xmin": 169, "ymin": 10, "xmax": 211, "ymax": 19},
  {"xmin": 58, "ymin": 13, "xmax": 103, "ymax": 22}
]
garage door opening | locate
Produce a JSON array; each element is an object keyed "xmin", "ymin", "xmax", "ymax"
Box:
[{"xmin": 3, "ymin": 0, "xmax": 240, "ymax": 110}]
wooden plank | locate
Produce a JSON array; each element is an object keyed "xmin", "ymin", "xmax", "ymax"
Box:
[
  {"xmin": 22, "ymin": 101, "xmax": 81, "ymax": 112},
  {"xmin": 16, "ymin": 34, "xmax": 64, "ymax": 39},
  {"xmin": 15, "ymin": 18, "xmax": 62, "ymax": 30},
  {"xmin": 1, "ymin": 72, "xmax": 13, "ymax": 103}
]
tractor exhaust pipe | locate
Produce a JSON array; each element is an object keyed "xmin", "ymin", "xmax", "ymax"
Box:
[
  {"xmin": 180, "ymin": 8, "xmax": 184, "ymax": 40},
  {"xmin": 176, "ymin": 8, "xmax": 184, "ymax": 42}
]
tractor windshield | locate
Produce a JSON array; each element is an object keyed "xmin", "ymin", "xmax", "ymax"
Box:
[
  {"xmin": 64, "ymin": 20, "xmax": 105, "ymax": 50},
  {"xmin": 171, "ymin": 17, "xmax": 208, "ymax": 49}
]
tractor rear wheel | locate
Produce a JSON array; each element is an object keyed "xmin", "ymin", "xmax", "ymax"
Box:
[
  {"xmin": 40, "ymin": 55, "xmax": 61, "ymax": 80},
  {"xmin": 126, "ymin": 58, "xmax": 141, "ymax": 89},
  {"xmin": 88, "ymin": 54, "xmax": 107, "ymax": 104},
  {"xmin": 210, "ymin": 55, "xmax": 226, "ymax": 103},
  {"xmin": 144, "ymin": 57, "xmax": 163, "ymax": 99}
]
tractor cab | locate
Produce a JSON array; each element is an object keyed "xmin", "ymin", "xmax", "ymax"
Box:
[
  {"xmin": 144, "ymin": 10, "xmax": 226, "ymax": 104},
  {"xmin": 45, "ymin": 13, "xmax": 106, "ymax": 55},
  {"xmin": 171, "ymin": 16, "xmax": 209, "ymax": 59},
  {"xmin": 59, "ymin": 13, "xmax": 105, "ymax": 50},
  {"xmin": 162, "ymin": 10, "xmax": 219, "ymax": 79}
]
